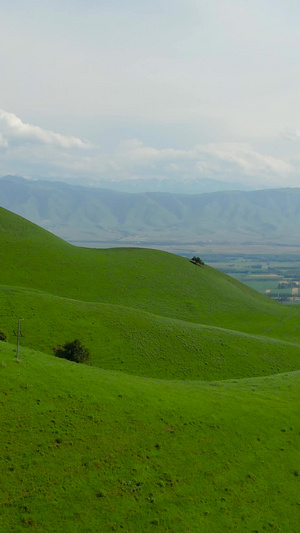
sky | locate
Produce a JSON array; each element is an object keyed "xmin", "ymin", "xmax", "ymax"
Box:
[{"xmin": 1, "ymin": 0, "xmax": 300, "ymax": 188}]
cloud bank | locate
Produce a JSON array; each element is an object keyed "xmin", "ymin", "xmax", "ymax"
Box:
[
  {"xmin": 0, "ymin": 109, "xmax": 298, "ymax": 189},
  {"xmin": 0, "ymin": 109, "xmax": 91, "ymax": 149},
  {"xmin": 112, "ymin": 139, "xmax": 292, "ymax": 186}
]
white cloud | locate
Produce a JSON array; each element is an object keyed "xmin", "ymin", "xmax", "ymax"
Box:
[
  {"xmin": 195, "ymin": 143, "xmax": 292, "ymax": 177},
  {"xmin": 0, "ymin": 109, "xmax": 92, "ymax": 149},
  {"xmin": 117, "ymin": 139, "xmax": 196, "ymax": 162},
  {"xmin": 0, "ymin": 110, "xmax": 297, "ymax": 188},
  {"xmin": 113, "ymin": 140, "xmax": 292, "ymax": 185}
]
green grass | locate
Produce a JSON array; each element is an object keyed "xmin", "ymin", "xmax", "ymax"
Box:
[
  {"xmin": 1, "ymin": 207, "xmax": 300, "ymax": 531},
  {"xmin": 0, "ymin": 344, "xmax": 299, "ymax": 532},
  {"xmin": 1, "ymin": 207, "xmax": 300, "ymax": 342},
  {"xmin": 1, "ymin": 285, "xmax": 300, "ymax": 381}
]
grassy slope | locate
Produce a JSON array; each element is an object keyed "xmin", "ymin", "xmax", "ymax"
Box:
[
  {"xmin": 1, "ymin": 206, "xmax": 300, "ymax": 381},
  {"xmin": 1, "ymin": 285, "xmax": 300, "ymax": 381},
  {"xmin": 0, "ymin": 344, "xmax": 299, "ymax": 532},
  {"xmin": 1, "ymin": 206, "xmax": 299, "ymax": 334},
  {"xmin": 1, "ymin": 208, "xmax": 300, "ymax": 532}
]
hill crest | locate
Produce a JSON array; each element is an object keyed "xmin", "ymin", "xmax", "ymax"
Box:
[{"xmin": 1, "ymin": 206, "xmax": 300, "ymax": 381}]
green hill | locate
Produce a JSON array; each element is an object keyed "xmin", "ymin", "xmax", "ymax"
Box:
[
  {"xmin": 1, "ymin": 206, "xmax": 300, "ymax": 381},
  {"xmin": 1, "ymin": 285, "xmax": 300, "ymax": 381},
  {"xmin": 0, "ymin": 345, "xmax": 299, "ymax": 532},
  {"xmin": 0, "ymin": 206, "xmax": 298, "ymax": 329},
  {"xmin": 1, "ymin": 207, "xmax": 300, "ymax": 532}
]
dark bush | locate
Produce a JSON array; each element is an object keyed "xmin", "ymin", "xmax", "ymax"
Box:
[
  {"xmin": 54, "ymin": 339, "xmax": 90, "ymax": 363},
  {"xmin": 190, "ymin": 256, "xmax": 204, "ymax": 266},
  {"xmin": 0, "ymin": 331, "xmax": 8, "ymax": 342}
]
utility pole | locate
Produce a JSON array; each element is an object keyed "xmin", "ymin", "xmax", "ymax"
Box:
[{"xmin": 15, "ymin": 318, "xmax": 24, "ymax": 360}]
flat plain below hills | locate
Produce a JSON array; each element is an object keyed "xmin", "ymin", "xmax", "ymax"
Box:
[{"xmin": 0, "ymin": 207, "xmax": 300, "ymax": 532}]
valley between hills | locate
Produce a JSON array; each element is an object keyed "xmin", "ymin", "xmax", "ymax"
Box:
[{"xmin": 0, "ymin": 206, "xmax": 299, "ymax": 532}]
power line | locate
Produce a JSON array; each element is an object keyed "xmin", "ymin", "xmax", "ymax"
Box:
[{"xmin": 13, "ymin": 318, "xmax": 24, "ymax": 360}]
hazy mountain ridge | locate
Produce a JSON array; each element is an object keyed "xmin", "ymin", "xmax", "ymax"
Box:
[
  {"xmin": 2, "ymin": 174, "xmax": 252, "ymax": 194},
  {"xmin": 0, "ymin": 175, "xmax": 299, "ymax": 244}
]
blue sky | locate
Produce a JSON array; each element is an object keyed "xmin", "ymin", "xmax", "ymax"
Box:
[{"xmin": 1, "ymin": 0, "xmax": 300, "ymax": 187}]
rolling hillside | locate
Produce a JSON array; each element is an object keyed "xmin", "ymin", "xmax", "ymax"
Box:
[
  {"xmin": 0, "ymin": 345, "xmax": 299, "ymax": 532},
  {"xmin": 0, "ymin": 175, "xmax": 300, "ymax": 245},
  {"xmin": 1, "ymin": 207, "xmax": 300, "ymax": 531},
  {"xmin": 1, "ymin": 206, "xmax": 300, "ymax": 380}
]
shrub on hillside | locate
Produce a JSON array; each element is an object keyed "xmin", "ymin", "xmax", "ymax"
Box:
[
  {"xmin": 54, "ymin": 339, "xmax": 90, "ymax": 363},
  {"xmin": 190, "ymin": 256, "xmax": 204, "ymax": 266},
  {"xmin": 0, "ymin": 330, "xmax": 8, "ymax": 342}
]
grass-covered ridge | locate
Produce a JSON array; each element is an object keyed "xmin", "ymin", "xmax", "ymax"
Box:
[
  {"xmin": 1, "ymin": 285, "xmax": 300, "ymax": 380},
  {"xmin": 1, "ymin": 206, "xmax": 299, "ymax": 325},
  {"xmin": 0, "ymin": 344, "xmax": 299, "ymax": 532},
  {"xmin": 1, "ymin": 206, "xmax": 300, "ymax": 381}
]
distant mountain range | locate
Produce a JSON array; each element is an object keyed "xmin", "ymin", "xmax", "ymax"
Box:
[
  {"xmin": 0, "ymin": 175, "xmax": 299, "ymax": 246},
  {"xmin": 23, "ymin": 175, "xmax": 253, "ymax": 194}
]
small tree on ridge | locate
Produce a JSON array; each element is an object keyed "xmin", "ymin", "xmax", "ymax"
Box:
[{"xmin": 190, "ymin": 256, "xmax": 204, "ymax": 266}]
